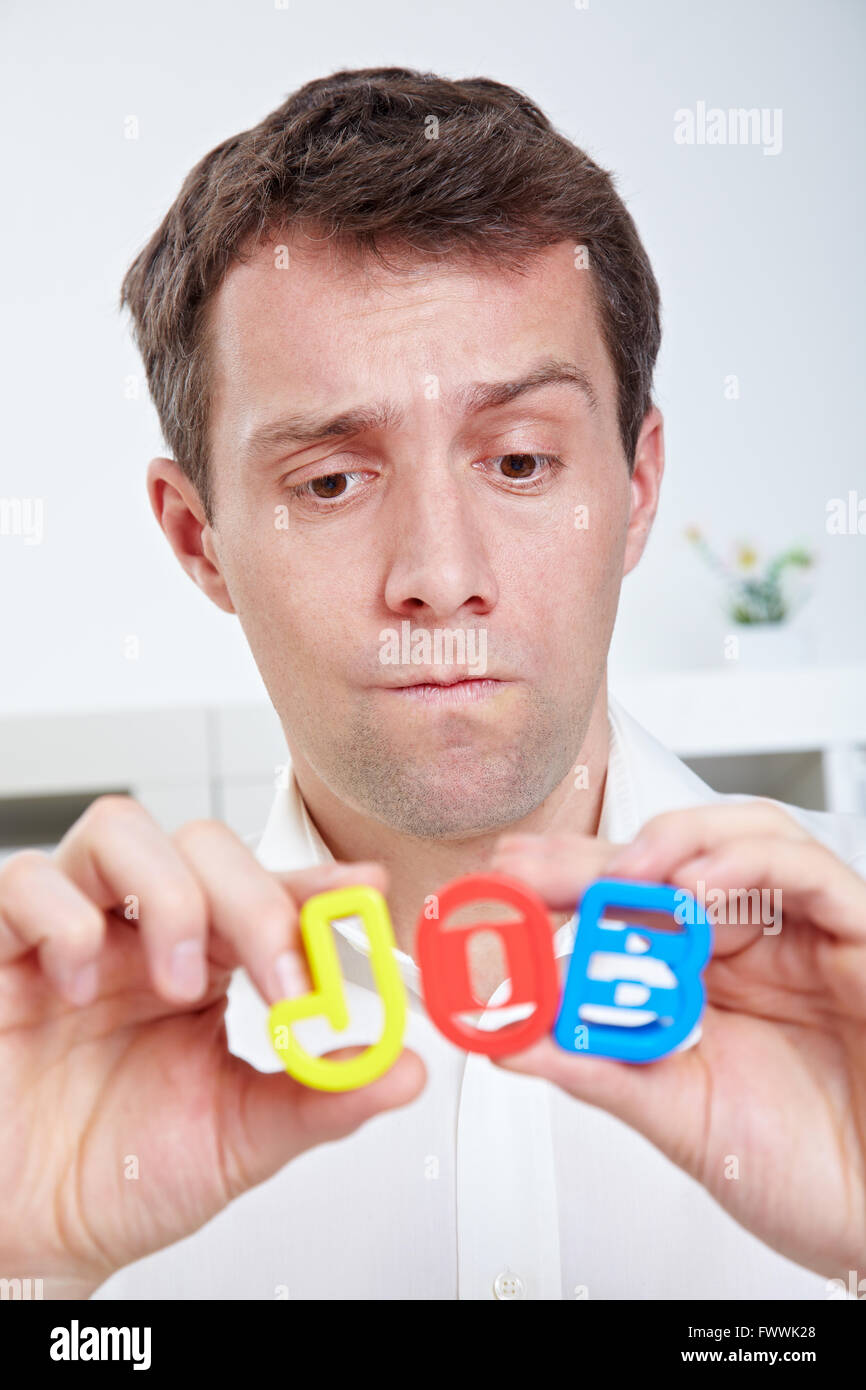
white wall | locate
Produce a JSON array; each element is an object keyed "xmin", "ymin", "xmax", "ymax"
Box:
[{"xmin": 1, "ymin": 0, "xmax": 863, "ymax": 715}]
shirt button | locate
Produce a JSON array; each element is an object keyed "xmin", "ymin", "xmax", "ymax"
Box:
[{"xmin": 493, "ymin": 1270, "xmax": 526, "ymax": 1300}]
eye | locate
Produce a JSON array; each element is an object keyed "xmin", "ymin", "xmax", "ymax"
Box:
[
  {"xmin": 480, "ymin": 453, "xmax": 563, "ymax": 490},
  {"xmin": 287, "ymin": 470, "xmax": 368, "ymax": 507}
]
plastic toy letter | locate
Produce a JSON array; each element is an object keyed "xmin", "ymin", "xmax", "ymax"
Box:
[
  {"xmin": 417, "ymin": 872, "xmax": 560, "ymax": 1058},
  {"xmin": 554, "ymin": 878, "xmax": 712, "ymax": 1063},
  {"xmin": 268, "ymin": 884, "xmax": 407, "ymax": 1091}
]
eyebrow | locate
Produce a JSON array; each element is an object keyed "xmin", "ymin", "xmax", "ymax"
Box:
[{"xmin": 240, "ymin": 355, "xmax": 598, "ymax": 463}]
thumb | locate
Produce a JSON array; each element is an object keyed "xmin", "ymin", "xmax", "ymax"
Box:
[
  {"xmin": 494, "ymin": 1028, "xmax": 709, "ymax": 1180},
  {"xmin": 490, "ymin": 833, "xmax": 619, "ymax": 912},
  {"xmin": 214, "ymin": 1046, "xmax": 427, "ymax": 1195}
]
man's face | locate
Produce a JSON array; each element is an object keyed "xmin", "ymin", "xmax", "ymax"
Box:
[{"xmin": 201, "ymin": 236, "xmax": 644, "ymax": 837}]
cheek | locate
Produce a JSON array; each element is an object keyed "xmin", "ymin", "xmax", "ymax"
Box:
[
  {"xmin": 237, "ymin": 583, "xmax": 348, "ymax": 716},
  {"xmin": 524, "ymin": 504, "xmax": 626, "ymax": 671},
  {"xmin": 569, "ymin": 478, "xmax": 630, "ymax": 601},
  {"xmin": 500, "ymin": 490, "xmax": 623, "ymax": 611},
  {"xmin": 215, "ymin": 526, "xmax": 329, "ymax": 668},
  {"xmin": 223, "ymin": 502, "xmax": 323, "ymax": 611}
]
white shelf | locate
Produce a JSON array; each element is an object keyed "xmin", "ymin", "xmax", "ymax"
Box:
[{"xmin": 613, "ymin": 664, "xmax": 866, "ymax": 757}]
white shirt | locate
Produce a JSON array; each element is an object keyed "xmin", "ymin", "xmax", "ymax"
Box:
[{"xmin": 94, "ymin": 694, "xmax": 866, "ymax": 1300}]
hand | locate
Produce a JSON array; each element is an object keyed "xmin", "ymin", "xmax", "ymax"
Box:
[
  {"xmin": 0, "ymin": 796, "xmax": 424, "ymax": 1298},
  {"xmin": 491, "ymin": 801, "xmax": 866, "ymax": 1279}
]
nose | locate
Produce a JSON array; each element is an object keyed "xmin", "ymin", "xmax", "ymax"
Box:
[{"xmin": 383, "ymin": 466, "xmax": 498, "ymax": 622}]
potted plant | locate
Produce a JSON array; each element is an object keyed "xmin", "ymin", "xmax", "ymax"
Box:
[{"xmin": 684, "ymin": 528, "xmax": 816, "ymax": 667}]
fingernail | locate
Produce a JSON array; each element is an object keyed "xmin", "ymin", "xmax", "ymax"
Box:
[
  {"xmin": 684, "ymin": 855, "xmax": 712, "ymax": 879},
  {"xmin": 273, "ymin": 950, "xmax": 310, "ymax": 1002},
  {"xmin": 492, "ymin": 839, "xmax": 543, "ymax": 866},
  {"xmin": 58, "ymin": 962, "xmax": 98, "ymax": 1007},
  {"xmin": 320, "ymin": 863, "xmax": 352, "ymax": 882},
  {"xmin": 169, "ymin": 940, "xmax": 206, "ymax": 999},
  {"xmin": 607, "ymin": 841, "xmax": 643, "ymax": 873},
  {"xmin": 491, "ymin": 853, "xmax": 533, "ymax": 872},
  {"xmin": 495, "ymin": 835, "xmax": 544, "ymax": 852}
]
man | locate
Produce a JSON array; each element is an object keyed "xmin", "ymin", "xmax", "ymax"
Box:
[{"xmin": 2, "ymin": 67, "xmax": 865, "ymax": 1301}]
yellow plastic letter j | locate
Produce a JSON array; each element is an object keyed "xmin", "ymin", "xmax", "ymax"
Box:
[{"xmin": 268, "ymin": 884, "xmax": 407, "ymax": 1091}]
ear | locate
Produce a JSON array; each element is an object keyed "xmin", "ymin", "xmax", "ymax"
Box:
[
  {"xmin": 146, "ymin": 458, "xmax": 236, "ymax": 614},
  {"xmin": 622, "ymin": 406, "xmax": 665, "ymax": 578}
]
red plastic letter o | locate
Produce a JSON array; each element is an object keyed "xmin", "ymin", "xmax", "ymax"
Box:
[{"xmin": 417, "ymin": 872, "xmax": 559, "ymax": 1057}]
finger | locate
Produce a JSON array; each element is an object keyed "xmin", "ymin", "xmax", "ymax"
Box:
[
  {"xmin": 604, "ymin": 799, "xmax": 811, "ymax": 882},
  {"xmin": 0, "ymin": 850, "xmax": 105, "ymax": 1004},
  {"xmin": 490, "ymin": 832, "xmax": 618, "ymax": 909},
  {"xmin": 274, "ymin": 861, "xmax": 389, "ymax": 904},
  {"xmin": 54, "ymin": 796, "xmax": 210, "ymax": 1004},
  {"xmin": 174, "ymin": 822, "xmax": 389, "ymax": 1005},
  {"xmin": 214, "ymin": 1046, "xmax": 427, "ymax": 1197},
  {"xmin": 671, "ymin": 835, "xmax": 866, "ymax": 945}
]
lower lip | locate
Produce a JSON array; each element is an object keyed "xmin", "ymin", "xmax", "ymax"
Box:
[{"xmin": 388, "ymin": 679, "xmax": 506, "ymax": 705}]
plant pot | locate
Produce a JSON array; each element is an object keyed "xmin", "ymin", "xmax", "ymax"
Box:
[{"xmin": 726, "ymin": 621, "xmax": 808, "ymax": 670}]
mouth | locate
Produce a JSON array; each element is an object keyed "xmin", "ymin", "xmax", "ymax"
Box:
[{"xmin": 383, "ymin": 676, "xmax": 508, "ymax": 705}]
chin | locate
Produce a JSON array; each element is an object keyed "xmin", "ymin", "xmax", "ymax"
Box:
[
  {"xmin": 331, "ymin": 698, "xmax": 577, "ymax": 837},
  {"xmin": 369, "ymin": 760, "xmax": 551, "ymax": 840}
]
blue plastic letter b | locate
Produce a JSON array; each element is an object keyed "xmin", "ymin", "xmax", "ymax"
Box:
[{"xmin": 554, "ymin": 878, "xmax": 712, "ymax": 1063}]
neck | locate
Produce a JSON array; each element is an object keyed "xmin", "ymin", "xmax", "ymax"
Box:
[{"xmin": 288, "ymin": 679, "xmax": 610, "ymax": 962}]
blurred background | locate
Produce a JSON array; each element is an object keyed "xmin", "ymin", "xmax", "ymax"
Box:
[{"xmin": 1, "ymin": 0, "xmax": 864, "ymax": 854}]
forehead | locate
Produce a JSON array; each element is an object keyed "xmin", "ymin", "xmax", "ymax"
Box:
[{"xmin": 206, "ymin": 235, "xmax": 615, "ymax": 435}]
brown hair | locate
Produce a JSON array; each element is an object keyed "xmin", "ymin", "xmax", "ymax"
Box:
[{"xmin": 120, "ymin": 66, "xmax": 661, "ymax": 523}]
